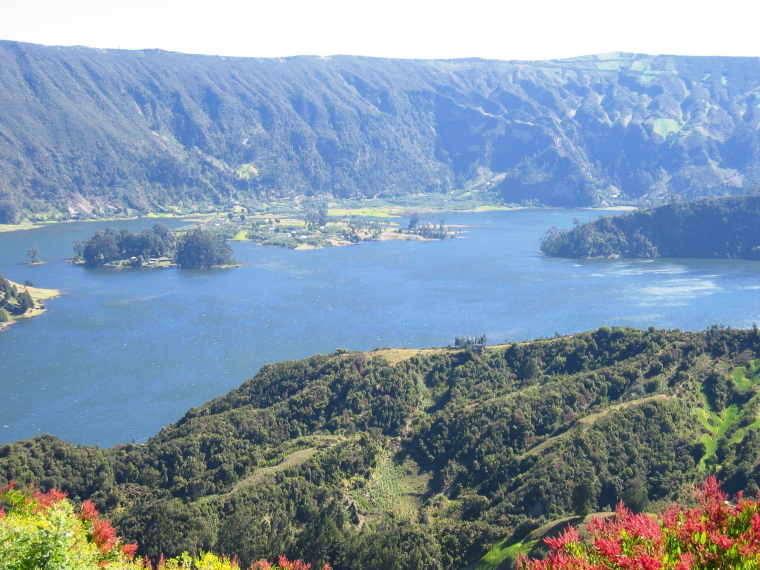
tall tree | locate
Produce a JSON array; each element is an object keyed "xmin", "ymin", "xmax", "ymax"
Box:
[{"xmin": 176, "ymin": 228, "xmax": 235, "ymax": 269}]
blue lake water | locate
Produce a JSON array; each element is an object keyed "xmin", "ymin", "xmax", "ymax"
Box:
[{"xmin": 1, "ymin": 209, "xmax": 760, "ymax": 446}]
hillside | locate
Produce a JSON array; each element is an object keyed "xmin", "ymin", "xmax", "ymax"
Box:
[
  {"xmin": 1, "ymin": 43, "xmax": 760, "ymax": 217},
  {"xmin": 541, "ymin": 195, "xmax": 760, "ymax": 259},
  {"xmin": 3, "ymin": 326, "xmax": 760, "ymax": 568}
]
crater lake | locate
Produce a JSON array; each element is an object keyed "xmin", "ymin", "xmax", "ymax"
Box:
[{"xmin": 2, "ymin": 208, "xmax": 760, "ymax": 446}]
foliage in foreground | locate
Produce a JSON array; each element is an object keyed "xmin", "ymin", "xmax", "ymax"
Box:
[
  {"xmin": 521, "ymin": 477, "xmax": 760, "ymax": 570},
  {"xmin": 0, "ymin": 483, "xmax": 327, "ymax": 570},
  {"xmin": 5, "ymin": 326, "xmax": 760, "ymax": 568}
]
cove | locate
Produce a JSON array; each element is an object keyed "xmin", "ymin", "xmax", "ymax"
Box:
[{"xmin": 1, "ymin": 209, "xmax": 760, "ymax": 446}]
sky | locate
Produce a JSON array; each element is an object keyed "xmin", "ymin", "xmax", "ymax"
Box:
[{"xmin": 0, "ymin": 0, "xmax": 758, "ymax": 61}]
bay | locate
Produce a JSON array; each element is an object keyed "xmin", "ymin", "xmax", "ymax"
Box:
[{"xmin": 1, "ymin": 209, "xmax": 759, "ymax": 446}]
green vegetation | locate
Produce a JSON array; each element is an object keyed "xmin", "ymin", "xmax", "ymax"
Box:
[
  {"xmin": 77, "ymin": 224, "xmax": 236, "ymax": 269},
  {"xmin": 175, "ymin": 228, "xmax": 236, "ymax": 269},
  {"xmin": 472, "ymin": 536, "xmax": 537, "ymax": 570},
  {"xmin": 206, "ymin": 205, "xmax": 453, "ymax": 250},
  {"xmin": 0, "ymin": 273, "xmax": 58, "ymax": 328},
  {"xmin": 80, "ymin": 224, "xmax": 176, "ymax": 266},
  {"xmin": 0, "ymin": 484, "xmax": 327, "ymax": 570},
  {"xmin": 652, "ymin": 118, "xmax": 683, "ymax": 137},
  {"xmin": 3, "ymin": 327, "xmax": 760, "ymax": 567},
  {"xmin": 327, "ymin": 208, "xmax": 398, "ymax": 218},
  {"xmin": 541, "ymin": 196, "xmax": 760, "ymax": 260},
  {"xmin": 520, "ymin": 477, "xmax": 760, "ymax": 570}
]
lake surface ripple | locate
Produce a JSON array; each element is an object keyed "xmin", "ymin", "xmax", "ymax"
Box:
[{"xmin": 1, "ymin": 209, "xmax": 759, "ymax": 445}]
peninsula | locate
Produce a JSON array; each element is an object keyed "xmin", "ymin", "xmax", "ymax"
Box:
[
  {"xmin": 541, "ymin": 196, "xmax": 760, "ymax": 260},
  {"xmin": 0, "ymin": 274, "xmax": 60, "ymax": 331}
]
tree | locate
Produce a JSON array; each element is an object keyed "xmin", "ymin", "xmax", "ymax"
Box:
[
  {"xmin": 571, "ymin": 477, "xmax": 596, "ymax": 517},
  {"xmin": 73, "ymin": 239, "xmax": 84, "ymax": 258},
  {"xmin": 408, "ymin": 213, "xmax": 419, "ymax": 230},
  {"xmin": 17, "ymin": 290, "xmax": 34, "ymax": 312},
  {"xmin": 305, "ymin": 204, "xmax": 328, "ymax": 228},
  {"xmin": 83, "ymin": 231, "xmax": 120, "ymax": 265},
  {"xmin": 26, "ymin": 245, "xmax": 40, "ymax": 264},
  {"xmin": 151, "ymin": 223, "xmax": 176, "ymax": 255},
  {"xmin": 621, "ymin": 478, "xmax": 649, "ymax": 514},
  {"xmin": 0, "ymin": 202, "xmax": 21, "ymax": 225},
  {"xmin": 175, "ymin": 228, "xmax": 235, "ymax": 269}
]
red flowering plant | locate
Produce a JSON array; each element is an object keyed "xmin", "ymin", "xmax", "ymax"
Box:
[
  {"xmin": 0, "ymin": 482, "xmax": 141, "ymax": 567},
  {"xmin": 250, "ymin": 555, "xmax": 332, "ymax": 570},
  {"xmin": 520, "ymin": 477, "xmax": 760, "ymax": 570}
]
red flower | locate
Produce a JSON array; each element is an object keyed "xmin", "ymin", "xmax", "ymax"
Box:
[
  {"xmin": 92, "ymin": 518, "xmax": 118, "ymax": 553},
  {"xmin": 120, "ymin": 542, "xmax": 139, "ymax": 558},
  {"xmin": 521, "ymin": 478, "xmax": 760, "ymax": 570},
  {"xmin": 544, "ymin": 526, "xmax": 581, "ymax": 552},
  {"xmin": 276, "ymin": 555, "xmax": 312, "ymax": 570},
  {"xmin": 33, "ymin": 487, "xmax": 68, "ymax": 508},
  {"xmin": 79, "ymin": 499, "xmax": 98, "ymax": 521},
  {"xmin": 593, "ymin": 537, "xmax": 621, "ymax": 557}
]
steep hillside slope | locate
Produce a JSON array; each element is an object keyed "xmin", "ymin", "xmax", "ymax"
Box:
[
  {"xmin": 1, "ymin": 43, "xmax": 759, "ymax": 215},
  {"xmin": 541, "ymin": 195, "xmax": 760, "ymax": 259},
  {"xmin": 3, "ymin": 327, "xmax": 760, "ymax": 568}
]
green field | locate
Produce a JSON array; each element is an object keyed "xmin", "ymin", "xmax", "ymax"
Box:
[
  {"xmin": 653, "ymin": 118, "xmax": 683, "ymax": 137},
  {"xmin": 328, "ymin": 208, "xmax": 399, "ymax": 218}
]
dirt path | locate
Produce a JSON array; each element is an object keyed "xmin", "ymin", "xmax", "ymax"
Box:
[{"xmin": 520, "ymin": 394, "xmax": 669, "ymax": 459}]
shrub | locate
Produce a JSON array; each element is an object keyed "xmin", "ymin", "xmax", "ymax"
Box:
[
  {"xmin": 520, "ymin": 477, "xmax": 760, "ymax": 570},
  {"xmin": 0, "ymin": 483, "xmax": 328, "ymax": 570}
]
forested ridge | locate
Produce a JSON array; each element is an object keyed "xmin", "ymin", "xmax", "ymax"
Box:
[
  {"xmin": 541, "ymin": 195, "xmax": 760, "ymax": 259},
  {"xmin": 3, "ymin": 326, "xmax": 760, "ymax": 568},
  {"xmin": 2, "ymin": 43, "xmax": 760, "ymax": 218}
]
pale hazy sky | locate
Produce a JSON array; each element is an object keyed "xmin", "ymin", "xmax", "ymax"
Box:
[{"xmin": 0, "ymin": 0, "xmax": 758, "ymax": 61}]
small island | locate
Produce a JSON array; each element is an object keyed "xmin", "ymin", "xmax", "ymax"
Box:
[
  {"xmin": 0, "ymin": 273, "xmax": 60, "ymax": 331},
  {"xmin": 74, "ymin": 224, "xmax": 237, "ymax": 269},
  {"xmin": 73, "ymin": 208, "xmax": 457, "ymax": 268},
  {"xmin": 541, "ymin": 196, "xmax": 760, "ymax": 260}
]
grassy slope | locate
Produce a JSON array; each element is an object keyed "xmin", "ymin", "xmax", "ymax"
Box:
[{"xmin": 698, "ymin": 358, "xmax": 760, "ymax": 467}]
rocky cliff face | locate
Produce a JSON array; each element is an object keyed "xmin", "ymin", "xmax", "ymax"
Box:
[{"xmin": 0, "ymin": 42, "xmax": 758, "ymax": 213}]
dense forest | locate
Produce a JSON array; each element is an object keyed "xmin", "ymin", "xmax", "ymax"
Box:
[
  {"xmin": 3, "ymin": 326, "xmax": 760, "ymax": 568},
  {"xmin": 1, "ymin": 43, "xmax": 760, "ymax": 217},
  {"xmin": 78, "ymin": 223, "xmax": 235, "ymax": 268},
  {"xmin": 541, "ymin": 195, "xmax": 760, "ymax": 259}
]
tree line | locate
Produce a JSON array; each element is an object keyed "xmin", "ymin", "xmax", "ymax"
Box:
[
  {"xmin": 77, "ymin": 224, "xmax": 235, "ymax": 269},
  {"xmin": 541, "ymin": 196, "xmax": 760, "ymax": 260}
]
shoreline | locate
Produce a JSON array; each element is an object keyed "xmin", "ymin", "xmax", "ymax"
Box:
[
  {"xmin": 0, "ymin": 212, "xmax": 202, "ymax": 234},
  {"xmin": 0, "ymin": 203, "xmax": 640, "ymax": 235},
  {"xmin": 1, "ymin": 280, "xmax": 61, "ymax": 331}
]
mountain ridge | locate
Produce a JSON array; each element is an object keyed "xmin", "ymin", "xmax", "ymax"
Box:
[{"xmin": 1, "ymin": 42, "xmax": 760, "ymax": 218}]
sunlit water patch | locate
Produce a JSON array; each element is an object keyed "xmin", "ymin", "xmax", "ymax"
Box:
[{"xmin": 638, "ymin": 278, "xmax": 721, "ymax": 306}]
